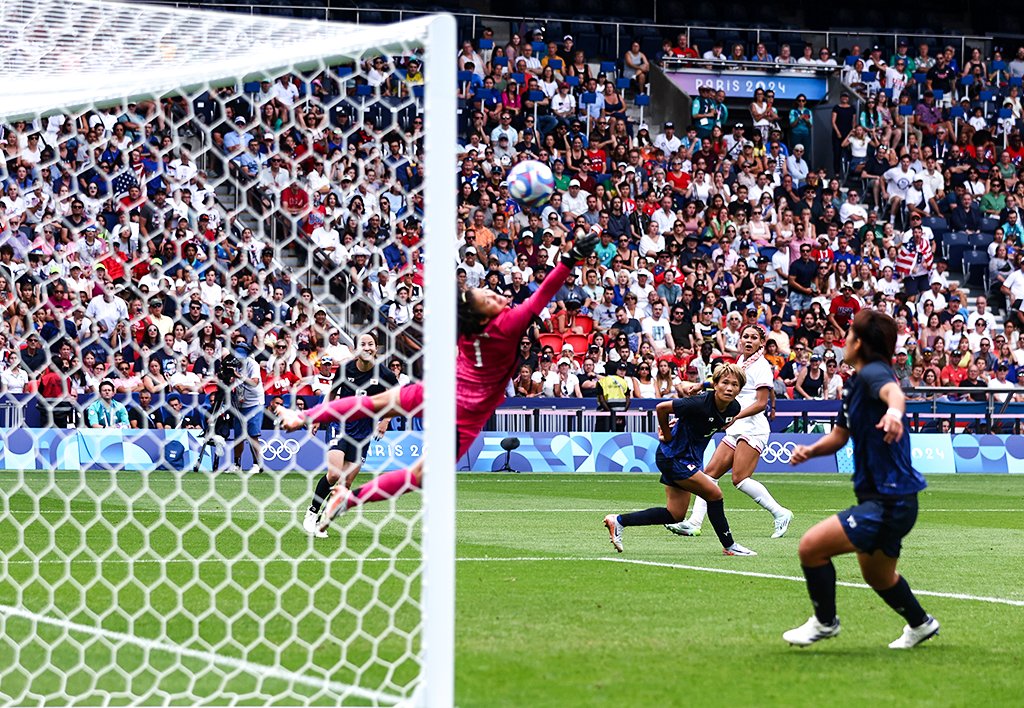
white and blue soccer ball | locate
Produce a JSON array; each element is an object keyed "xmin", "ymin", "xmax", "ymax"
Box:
[{"xmin": 507, "ymin": 159, "xmax": 555, "ymax": 206}]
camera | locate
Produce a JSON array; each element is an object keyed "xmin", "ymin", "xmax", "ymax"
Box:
[{"xmin": 220, "ymin": 353, "xmax": 241, "ymax": 385}]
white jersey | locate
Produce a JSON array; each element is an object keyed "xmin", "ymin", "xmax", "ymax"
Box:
[{"xmin": 725, "ymin": 352, "xmax": 773, "ymax": 445}]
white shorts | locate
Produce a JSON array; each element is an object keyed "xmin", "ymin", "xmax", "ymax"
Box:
[{"xmin": 722, "ymin": 417, "xmax": 770, "ymax": 453}]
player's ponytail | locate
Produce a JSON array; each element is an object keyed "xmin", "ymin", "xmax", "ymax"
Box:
[
  {"xmin": 457, "ymin": 288, "xmax": 487, "ymax": 338},
  {"xmin": 849, "ymin": 309, "xmax": 896, "ymax": 364}
]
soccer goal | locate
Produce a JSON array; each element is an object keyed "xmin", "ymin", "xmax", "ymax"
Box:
[{"xmin": 0, "ymin": 1, "xmax": 455, "ymax": 705}]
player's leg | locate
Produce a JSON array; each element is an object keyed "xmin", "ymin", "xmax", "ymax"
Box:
[
  {"xmin": 673, "ymin": 472, "xmax": 756, "ymax": 556},
  {"xmin": 730, "ymin": 438, "xmax": 793, "ymax": 537},
  {"xmin": 783, "ymin": 514, "xmax": 854, "ymax": 646},
  {"xmin": 318, "ymin": 459, "xmax": 424, "ymax": 533},
  {"xmin": 279, "ymin": 384, "xmax": 423, "ymax": 430},
  {"xmin": 856, "ymin": 503, "xmax": 940, "ymax": 649},
  {"xmin": 666, "ymin": 439, "xmax": 734, "ymax": 536},
  {"xmin": 230, "ymin": 412, "xmax": 245, "ymax": 473},
  {"xmin": 244, "ymin": 407, "xmax": 264, "ymax": 474},
  {"xmin": 603, "ymin": 451, "xmax": 680, "ymax": 552},
  {"xmin": 304, "ymin": 447, "xmax": 348, "ymax": 537}
]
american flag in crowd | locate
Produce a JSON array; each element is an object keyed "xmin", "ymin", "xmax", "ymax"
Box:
[{"xmin": 111, "ymin": 170, "xmax": 139, "ymax": 199}]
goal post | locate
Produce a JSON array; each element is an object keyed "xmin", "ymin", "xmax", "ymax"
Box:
[{"xmin": 0, "ymin": 1, "xmax": 456, "ymax": 706}]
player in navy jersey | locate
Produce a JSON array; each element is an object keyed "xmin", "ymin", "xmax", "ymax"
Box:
[
  {"xmin": 783, "ymin": 309, "xmax": 940, "ymax": 649},
  {"xmin": 303, "ymin": 333, "xmax": 399, "ymax": 537},
  {"xmin": 603, "ymin": 363, "xmax": 758, "ymax": 557}
]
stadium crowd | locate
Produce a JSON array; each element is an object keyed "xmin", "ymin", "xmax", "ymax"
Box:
[
  {"xmin": 3, "ymin": 25, "xmax": 1024, "ymax": 438},
  {"xmin": 454, "ymin": 30, "xmax": 1024, "ymax": 406}
]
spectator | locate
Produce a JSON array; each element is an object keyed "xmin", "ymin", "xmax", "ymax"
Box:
[{"xmin": 85, "ymin": 379, "xmax": 130, "ymax": 428}]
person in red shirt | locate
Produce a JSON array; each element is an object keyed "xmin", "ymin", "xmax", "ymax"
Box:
[
  {"xmin": 828, "ymin": 283, "xmax": 861, "ymax": 336},
  {"xmin": 280, "ymin": 182, "xmax": 310, "ymax": 219}
]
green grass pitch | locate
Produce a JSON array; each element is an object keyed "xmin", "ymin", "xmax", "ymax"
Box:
[{"xmin": 0, "ymin": 472, "xmax": 1022, "ymax": 706}]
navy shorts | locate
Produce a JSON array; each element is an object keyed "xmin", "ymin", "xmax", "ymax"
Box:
[
  {"xmin": 329, "ymin": 434, "xmax": 371, "ymax": 463},
  {"xmin": 655, "ymin": 450, "xmax": 700, "ymax": 487},
  {"xmin": 838, "ymin": 495, "xmax": 919, "ymax": 558}
]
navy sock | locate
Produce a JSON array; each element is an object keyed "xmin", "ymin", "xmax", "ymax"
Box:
[
  {"xmin": 619, "ymin": 507, "xmax": 676, "ymax": 527},
  {"xmin": 802, "ymin": 562, "xmax": 838, "ymax": 625},
  {"xmin": 309, "ymin": 475, "xmax": 333, "ymax": 514},
  {"xmin": 875, "ymin": 576, "xmax": 928, "ymax": 627},
  {"xmin": 705, "ymin": 499, "xmax": 735, "ymax": 548}
]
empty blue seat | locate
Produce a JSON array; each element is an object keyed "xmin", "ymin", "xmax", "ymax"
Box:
[{"xmin": 962, "ymin": 251, "xmax": 989, "ymax": 287}]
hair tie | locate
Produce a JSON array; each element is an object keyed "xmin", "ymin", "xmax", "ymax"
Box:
[{"xmin": 460, "ymin": 290, "xmax": 468, "ymax": 304}]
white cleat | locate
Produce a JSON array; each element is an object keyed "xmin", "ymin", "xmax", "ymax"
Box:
[
  {"xmin": 665, "ymin": 519, "xmax": 702, "ymax": 536},
  {"xmin": 603, "ymin": 514, "xmax": 624, "ymax": 553},
  {"xmin": 244, "ymin": 465, "xmax": 261, "ymax": 476},
  {"xmin": 227, "ymin": 464, "xmax": 241, "ymax": 475},
  {"xmin": 783, "ymin": 616, "xmax": 841, "ymax": 646},
  {"xmin": 318, "ymin": 486, "xmax": 355, "ymax": 534},
  {"xmin": 772, "ymin": 509, "xmax": 794, "ymax": 538},
  {"xmin": 723, "ymin": 543, "xmax": 757, "ymax": 556},
  {"xmin": 888, "ymin": 616, "xmax": 940, "ymax": 649},
  {"xmin": 303, "ymin": 510, "xmax": 328, "ymax": 539}
]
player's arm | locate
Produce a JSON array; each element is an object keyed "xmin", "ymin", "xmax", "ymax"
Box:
[
  {"xmin": 790, "ymin": 425, "xmax": 850, "ymax": 464},
  {"xmin": 655, "ymin": 400, "xmax": 675, "ymax": 442},
  {"xmin": 729, "ymin": 386, "xmax": 770, "ymax": 426},
  {"xmin": 876, "ymin": 380, "xmax": 905, "ymax": 443}
]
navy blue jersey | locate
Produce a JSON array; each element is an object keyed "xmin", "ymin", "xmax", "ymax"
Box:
[
  {"xmin": 331, "ymin": 361, "xmax": 399, "ymax": 440},
  {"xmin": 658, "ymin": 392, "xmax": 740, "ymax": 469},
  {"xmin": 837, "ymin": 361, "xmax": 926, "ymax": 497}
]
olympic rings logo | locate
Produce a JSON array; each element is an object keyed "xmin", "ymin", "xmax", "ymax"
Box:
[
  {"xmin": 262, "ymin": 440, "xmax": 300, "ymax": 461},
  {"xmin": 760, "ymin": 441, "xmax": 796, "ymax": 464}
]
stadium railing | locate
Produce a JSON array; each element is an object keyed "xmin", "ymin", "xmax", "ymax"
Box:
[
  {"xmin": 486, "ymin": 388, "xmax": 1024, "ymax": 435},
  {"xmin": 136, "ymin": 1, "xmax": 992, "ymax": 67}
]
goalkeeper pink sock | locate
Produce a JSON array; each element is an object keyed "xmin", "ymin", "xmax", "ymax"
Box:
[
  {"xmin": 304, "ymin": 396, "xmax": 376, "ymax": 424},
  {"xmin": 352, "ymin": 468, "xmax": 421, "ymax": 505}
]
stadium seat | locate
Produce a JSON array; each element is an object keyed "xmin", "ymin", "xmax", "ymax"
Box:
[
  {"xmin": 968, "ymin": 232, "xmax": 994, "ymax": 250},
  {"xmin": 563, "ymin": 333, "xmax": 591, "ymax": 356},
  {"xmin": 538, "ymin": 333, "xmax": 564, "ymax": 352},
  {"xmin": 634, "ymin": 94, "xmax": 650, "ymax": 107},
  {"xmin": 979, "ymin": 217, "xmax": 1000, "ymax": 234},
  {"xmin": 943, "ymin": 231, "xmax": 970, "ymax": 268},
  {"xmin": 574, "ymin": 315, "xmax": 594, "ymax": 335},
  {"xmin": 922, "ymin": 216, "xmax": 948, "ymax": 232},
  {"xmin": 962, "ymin": 251, "xmax": 989, "ymax": 288}
]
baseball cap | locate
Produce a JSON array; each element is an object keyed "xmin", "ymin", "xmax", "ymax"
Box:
[
  {"xmin": 558, "ymin": 357, "xmax": 573, "ymax": 367},
  {"xmin": 664, "ymin": 121, "xmax": 675, "ymax": 129},
  {"xmin": 896, "ymin": 349, "xmax": 908, "ymax": 355},
  {"xmin": 951, "ymin": 295, "xmax": 961, "ymax": 302},
  {"xmin": 810, "ymin": 354, "xmax": 822, "ymax": 361},
  {"xmin": 465, "ymin": 246, "xmax": 477, "ymax": 254},
  {"xmin": 319, "ymin": 356, "xmax": 334, "ymax": 366},
  {"xmin": 569, "ymin": 179, "xmax": 581, "ymax": 187},
  {"xmin": 739, "ymin": 240, "xmax": 751, "ymax": 249},
  {"xmin": 734, "ymin": 122, "xmax": 744, "ymax": 129},
  {"xmin": 636, "ymin": 269, "xmax": 652, "ymax": 279}
]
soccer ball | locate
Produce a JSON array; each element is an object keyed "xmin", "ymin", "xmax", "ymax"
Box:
[{"xmin": 507, "ymin": 160, "xmax": 555, "ymax": 206}]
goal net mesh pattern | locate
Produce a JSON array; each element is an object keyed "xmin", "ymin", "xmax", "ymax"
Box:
[{"xmin": 0, "ymin": 1, "xmax": 446, "ymax": 704}]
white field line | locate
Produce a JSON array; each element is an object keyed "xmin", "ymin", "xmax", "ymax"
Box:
[
  {"xmin": 3, "ymin": 556, "xmax": 1022, "ymax": 608},
  {"xmin": 4, "ymin": 507, "xmax": 1023, "ymax": 515},
  {"xmin": 0, "ymin": 604, "xmax": 404, "ymax": 705},
  {"xmin": 597, "ymin": 557, "xmax": 1024, "ymax": 607}
]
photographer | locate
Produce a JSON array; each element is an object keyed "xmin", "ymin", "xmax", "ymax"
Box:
[{"xmin": 227, "ymin": 335, "xmax": 264, "ymax": 475}]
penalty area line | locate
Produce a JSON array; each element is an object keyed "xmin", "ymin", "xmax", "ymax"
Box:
[
  {"xmin": 0, "ymin": 604, "xmax": 404, "ymax": 705},
  {"xmin": 597, "ymin": 557, "xmax": 1024, "ymax": 607}
]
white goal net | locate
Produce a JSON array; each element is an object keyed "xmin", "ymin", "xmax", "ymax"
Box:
[{"xmin": 0, "ymin": 1, "xmax": 455, "ymax": 705}]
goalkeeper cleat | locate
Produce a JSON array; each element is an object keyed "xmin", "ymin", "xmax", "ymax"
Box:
[
  {"xmin": 603, "ymin": 514, "xmax": 624, "ymax": 553},
  {"xmin": 318, "ymin": 486, "xmax": 355, "ymax": 533},
  {"xmin": 783, "ymin": 616, "xmax": 841, "ymax": 646},
  {"xmin": 303, "ymin": 510, "xmax": 328, "ymax": 539},
  {"xmin": 665, "ymin": 519, "xmax": 701, "ymax": 536},
  {"xmin": 888, "ymin": 616, "xmax": 940, "ymax": 649},
  {"xmin": 723, "ymin": 543, "xmax": 757, "ymax": 556},
  {"xmin": 772, "ymin": 509, "xmax": 794, "ymax": 538}
]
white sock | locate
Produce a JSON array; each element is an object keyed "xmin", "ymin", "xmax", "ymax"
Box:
[
  {"xmin": 736, "ymin": 478, "xmax": 786, "ymax": 518},
  {"xmin": 688, "ymin": 480, "xmax": 716, "ymax": 526}
]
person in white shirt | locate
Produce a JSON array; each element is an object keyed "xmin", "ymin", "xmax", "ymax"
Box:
[
  {"xmin": 273, "ymin": 75, "xmax": 300, "ymax": 106},
  {"xmin": 630, "ymin": 270, "xmax": 656, "ymax": 302},
  {"xmin": 786, "ymin": 145, "xmax": 809, "ymax": 187},
  {"xmin": 198, "ymin": 269, "xmax": 223, "ymax": 308},
  {"xmin": 882, "ymin": 154, "xmax": 916, "ymax": 222},
  {"xmin": 561, "ymin": 180, "xmax": 590, "ymax": 219},
  {"xmin": 654, "ymin": 122, "xmax": 682, "ymax": 156},
  {"xmin": 639, "ymin": 221, "xmax": 666, "ymax": 258},
  {"xmin": 641, "ymin": 301, "xmax": 674, "ymax": 354},
  {"xmin": 651, "ymin": 194, "xmax": 677, "ymax": 235},
  {"xmin": 551, "ymin": 83, "xmax": 577, "ymax": 124},
  {"xmin": 552, "ymin": 358, "xmax": 582, "ymax": 397},
  {"xmin": 838, "ymin": 189, "xmax": 868, "ymax": 225},
  {"xmin": 916, "ymin": 281, "xmax": 947, "ymax": 319},
  {"xmin": 967, "ymin": 296, "xmax": 998, "ymax": 334},
  {"xmin": 84, "ymin": 283, "xmax": 129, "ymax": 337},
  {"xmin": 987, "ymin": 364, "xmax": 1017, "ymax": 402},
  {"xmin": 311, "ymin": 223, "xmax": 346, "ymax": 266},
  {"xmin": 458, "ymin": 248, "xmax": 486, "ymax": 288}
]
